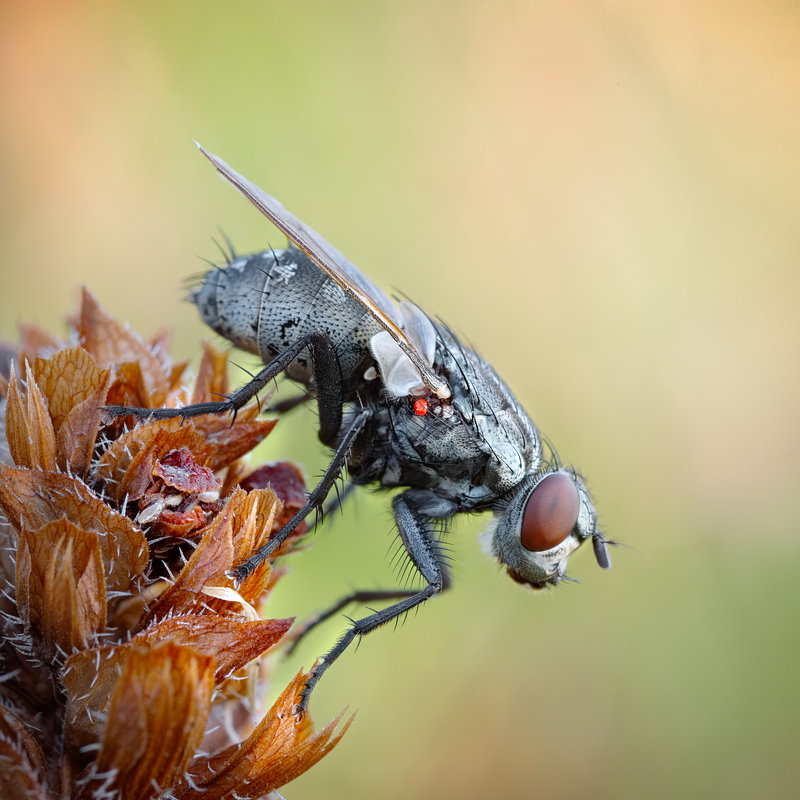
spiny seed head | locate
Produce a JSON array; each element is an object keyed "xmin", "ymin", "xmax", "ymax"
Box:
[{"xmin": 0, "ymin": 289, "xmax": 350, "ymax": 800}]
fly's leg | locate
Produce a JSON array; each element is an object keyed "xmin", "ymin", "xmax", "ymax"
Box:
[
  {"xmin": 285, "ymin": 588, "xmax": 417, "ymax": 656},
  {"xmin": 266, "ymin": 390, "xmax": 314, "ymax": 414},
  {"xmin": 105, "ymin": 331, "xmax": 343, "ymax": 444},
  {"xmin": 307, "ymin": 479, "xmax": 358, "ymax": 533},
  {"xmin": 294, "ymin": 491, "xmax": 451, "ymax": 715},
  {"xmin": 229, "ymin": 408, "xmax": 372, "ymax": 585},
  {"xmin": 106, "ymin": 328, "xmax": 359, "ymax": 581}
]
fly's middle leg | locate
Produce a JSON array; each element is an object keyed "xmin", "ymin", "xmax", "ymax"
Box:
[
  {"xmin": 306, "ymin": 479, "xmax": 358, "ymax": 533},
  {"xmin": 229, "ymin": 407, "xmax": 372, "ymax": 585}
]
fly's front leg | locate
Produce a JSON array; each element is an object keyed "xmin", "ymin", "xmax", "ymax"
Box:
[
  {"xmin": 294, "ymin": 491, "xmax": 452, "ymax": 715},
  {"xmin": 104, "ymin": 331, "xmax": 343, "ymax": 441},
  {"xmin": 106, "ymin": 326, "xmax": 354, "ymax": 582},
  {"xmin": 229, "ymin": 408, "xmax": 372, "ymax": 585}
]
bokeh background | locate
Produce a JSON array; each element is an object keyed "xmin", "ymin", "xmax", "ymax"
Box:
[{"xmin": 1, "ymin": 2, "xmax": 798, "ymax": 798}]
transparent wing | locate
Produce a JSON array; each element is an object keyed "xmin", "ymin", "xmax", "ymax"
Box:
[{"xmin": 196, "ymin": 142, "xmax": 450, "ymax": 400}]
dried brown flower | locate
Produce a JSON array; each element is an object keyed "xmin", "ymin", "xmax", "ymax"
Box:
[{"xmin": 0, "ymin": 290, "xmax": 351, "ymax": 800}]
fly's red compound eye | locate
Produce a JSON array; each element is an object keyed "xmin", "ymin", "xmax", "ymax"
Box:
[
  {"xmin": 413, "ymin": 398, "xmax": 429, "ymax": 416},
  {"xmin": 520, "ymin": 472, "xmax": 580, "ymax": 552}
]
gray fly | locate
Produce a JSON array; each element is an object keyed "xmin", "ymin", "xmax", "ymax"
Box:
[{"xmin": 108, "ymin": 144, "xmax": 611, "ymax": 713}]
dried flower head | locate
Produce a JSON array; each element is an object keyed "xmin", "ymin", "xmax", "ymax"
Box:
[{"xmin": 0, "ymin": 290, "xmax": 351, "ymax": 800}]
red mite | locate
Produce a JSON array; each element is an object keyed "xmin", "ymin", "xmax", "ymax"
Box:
[{"xmin": 413, "ymin": 398, "xmax": 429, "ymax": 416}]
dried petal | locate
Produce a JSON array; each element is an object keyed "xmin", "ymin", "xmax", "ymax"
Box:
[
  {"xmin": 192, "ymin": 341, "xmax": 229, "ymax": 404},
  {"xmin": 16, "ymin": 519, "xmax": 106, "ymax": 659},
  {"xmin": 17, "ymin": 322, "xmax": 62, "ymax": 359},
  {"xmin": 75, "ymin": 642, "xmax": 215, "ymax": 800},
  {"xmin": 0, "ymin": 705, "xmax": 49, "ymax": 800},
  {"xmin": 54, "ymin": 377, "xmax": 111, "ymax": 476},
  {"xmin": 201, "ymin": 586, "xmax": 259, "ymax": 621},
  {"xmin": 0, "ymin": 706, "xmax": 48, "ymax": 800},
  {"xmin": 105, "ymin": 359, "xmax": 150, "ymax": 409},
  {"xmin": 145, "ymin": 504, "xmax": 237, "ymax": 620},
  {"xmin": 168, "ymin": 360, "xmax": 191, "ymax": 397},
  {"xmin": 219, "ymin": 458, "xmax": 249, "ymax": 498},
  {"xmin": 63, "ymin": 614, "xmax": 290, "ymax": 762},
  {"xmin": 77, "ymin": 289, "xmax": 172, "ymax": 403},
  {"xmin": 0, "ymin": 339, "xmax": 15, "ymax": 379},
  {"xmin": 228, "ymin": 487, "xmax": 280, "ymax": 565},
  {"xmin": 131, "ymin": 615, "xmax": 293, "ymax": 684},
  {"xmin": 0, "ymin": 466, "xmax": 149, "ymax": 592},
  {"xmin": 31, "ymin": 346, "xmax": 109, "ymax": 434},
  {"xmin": 62, "ymin": 644, "xmax": 131, "ymax": 753},
  {"xmin": 145, "ymin": 330, "xmax": 190, "ymax": 400},
  {"xmin": 192, "ymin": 415, "xmax": 277, "ymax": 472},
  {"xmin": 241, "ymin": 462, "xmax": 307, "ymax": 530},
  {"xmin": 148, "ymin": 328, "xmax": 182, "ymax": 381},
  {"xmin": 5, "ymin": 362, "xmax": 57, "ymax": 471},
  {"xmin": 146, "ymin": 487, "xmax": 280, "ymax": 620},
  {"xmin": 95, "ymin": 420, "xmax": 211, "ymax": 503},
  {"xmin": 23, "ymin": 346, "xmax": 112, "ymax": 475},
  {"xmin": 231, "ymin": 489, "xmax": 284, "ymax": 605},
  {"xmin": 148, "ymin": 328, "xmax": 173, "ymax": 363},
  {"xmin": 175, "ymin": 669, "xmax": 352, "ymax": 799},
  {"xmin": 147, "ymin": 504, "xmax": 208, "ymax": 537},
  {"xmin": 154, "ymin": 446, "xmax": 220, "ymax": 494}
]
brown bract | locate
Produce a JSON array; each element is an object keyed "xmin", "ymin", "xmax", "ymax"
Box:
[{"xmin": 0, "ymin": 290, "xmax": 350, "ymax": 800}]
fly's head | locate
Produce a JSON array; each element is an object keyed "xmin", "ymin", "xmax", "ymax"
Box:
[{"xmin": 486, "ymin": 469, "xmax": 609, "ymax": 589}]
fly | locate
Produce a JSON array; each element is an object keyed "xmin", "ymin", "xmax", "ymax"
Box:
[{"xmin": 108, "ymin": 144, "xmax": 611, "ymax": 713}]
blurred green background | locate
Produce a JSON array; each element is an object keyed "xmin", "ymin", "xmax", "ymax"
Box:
[{"xmin": 1, "ymin": 2, "xmax": 798, "ymax": 797}]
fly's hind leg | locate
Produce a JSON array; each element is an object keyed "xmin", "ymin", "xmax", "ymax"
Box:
[
  {"xmin": 285, "ymin": 588, "xmax": 418, "ymax": 656},
  {"xmin": 293, "ymin": 491, "xmax": 451, "ymax": 715}
]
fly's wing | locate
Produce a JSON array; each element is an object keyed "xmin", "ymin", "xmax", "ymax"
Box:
[{"xmin": 196, "ymin": 143, "xmax": 451, "ymax": 400}]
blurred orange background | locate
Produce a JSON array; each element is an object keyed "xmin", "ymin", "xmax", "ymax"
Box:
[{"xmin": 1, "ymin": 2, "xmax": 798, "ymax": 798}]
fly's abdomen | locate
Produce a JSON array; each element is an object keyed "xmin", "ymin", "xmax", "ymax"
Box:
[{"xmin": 192, "ymin": 247, "xmax": 381, "ymax": 392}]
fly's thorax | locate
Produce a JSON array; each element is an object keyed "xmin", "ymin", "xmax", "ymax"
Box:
[
  {"xmin": 350, "ymin": 333, "xmax": 537, "ymax": 506},
  {"xmin": 433, "ymin": 330, "xmax": 540, "ymax": 495},
  {"xmin": 381, "ymin": 397, "xmax": 494, "ymax": 499},
  {"xmin": 485, "ymin": 469, "xmax": 598, "ymax": 588}
]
